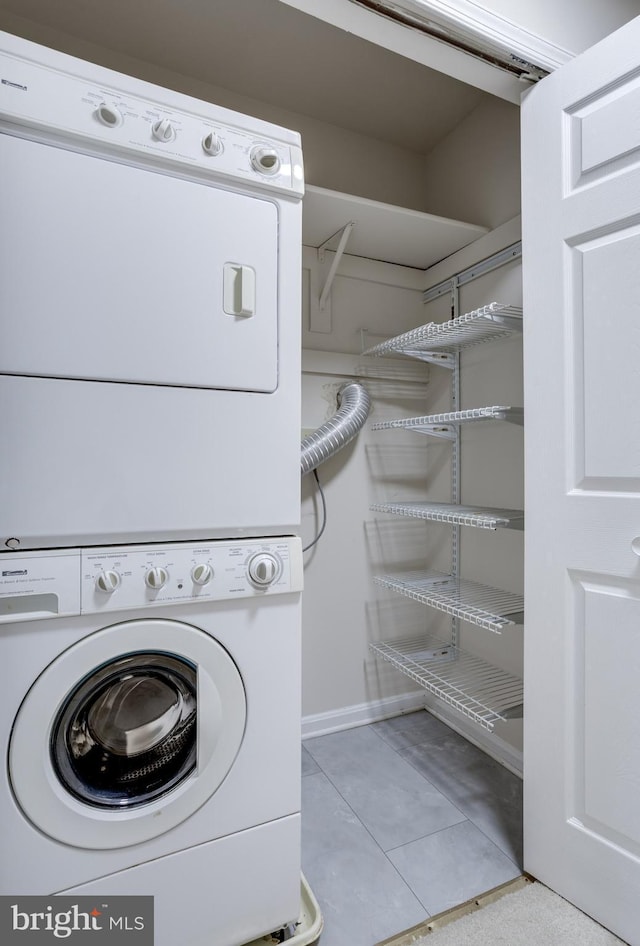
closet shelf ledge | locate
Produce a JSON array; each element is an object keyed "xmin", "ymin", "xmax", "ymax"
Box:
[{"xmin": 302, "ymin": 184, "xmax": 487, "ymax": 270}]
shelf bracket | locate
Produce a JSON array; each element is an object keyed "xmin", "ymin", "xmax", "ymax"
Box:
[
  {"xmin": 395, "ymin": 349, "xmax": 456, "ymax": 369},
  {"xmin": 413, "ymin": 425, "xmax": 456, "ymax": 441},
  {"xmin": 318, "ymin": 221, "xmax": 355, "ymax": 311}
]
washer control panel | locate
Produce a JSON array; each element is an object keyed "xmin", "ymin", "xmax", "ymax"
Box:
[
  {"xmin": 0, "ymin": 538, "xmax": 302, "ymax": 623},
  {"xmin": 0, "ymin": 44, "xmax": 304, "ymax": 195},
  {"xmin": 81, "ymin": 537, "xmax": 302, "ymax": 613}
]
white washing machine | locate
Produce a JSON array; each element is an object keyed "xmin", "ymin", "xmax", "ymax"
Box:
[
  {"xmin": 0, "ymin": 537, "xmax": 302, "ymax": 946},
  {"xmin": 0, "ymin": 31, "xmax": 303, "ymax": 552}
]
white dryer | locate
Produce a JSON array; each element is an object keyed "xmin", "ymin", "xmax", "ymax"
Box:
[
  {"xmin": 0, "ymin": 32, "xmax": 303, "ymax": 551},
  {"xmin": 0, "ymin": 537, "xmax": 302, "ymax": 946}
]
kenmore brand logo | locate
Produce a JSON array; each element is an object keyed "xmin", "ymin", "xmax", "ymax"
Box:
[
  {"xmin": 0, "ymin": 896, "xmax": 153, "ymax": 943},
  {"xmin": 1, "ymin": 78, "xmax": 27, "ymax": 90},
  {"xmin": 2, "ymin": 570, "xmax": 28, "ymax": 577}
]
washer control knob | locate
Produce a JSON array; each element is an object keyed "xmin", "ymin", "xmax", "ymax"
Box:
[
  {"xmin": 151, "ymin": 118, "xmax": 176, "ymax": 143},
  {"xmin": 95, "ymin": 102, "xmax": 123, "ymax": 128},
  {"xmin": 145, "ymin": 566, "xmax": 169, "ymax": 590},
  {"xmin": 202, "ymin": 131, "xmax": 223, "ymax": 156},
  {"xmin": 250, "ymin": 145, "xmax": 280, "ymax": 176},
  {"xmin": 247, "ymin": 552, "xmax": 280, "ymax": 586},
  {"xmin": 95, "ymin": 569, "xmax": 121, "ymax": 594},
  {"xmin": 191, "ymin": 563, "xmax": 214, "ymax": 586}
]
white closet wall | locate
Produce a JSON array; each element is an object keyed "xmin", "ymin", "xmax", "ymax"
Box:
[
  {"xmin": 301, "ymin": 254, "xmax": 430, "ymax": 730},
  {"xmin": 422, "ymin": 97, "xmax": 521, "ymax": 229}
]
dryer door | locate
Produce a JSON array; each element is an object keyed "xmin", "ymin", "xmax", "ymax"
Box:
[
  {"xmin": 0, "ymin": 134, "xmax": 279, "ymax": 392},
  {"xmin": 9, "ymin": 619, "xmax": 246, "ymax": 849}
]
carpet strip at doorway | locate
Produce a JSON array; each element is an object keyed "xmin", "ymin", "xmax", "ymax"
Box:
[{"xmin": 376, "ymin": 876, "xmax": 627, "ymax": 946}]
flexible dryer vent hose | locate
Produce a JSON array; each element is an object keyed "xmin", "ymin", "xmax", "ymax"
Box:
[{"xmin": 300, "ymin": 381, "xmax": 371, "ymax": 476}]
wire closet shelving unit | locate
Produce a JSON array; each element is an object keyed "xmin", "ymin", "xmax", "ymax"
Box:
[{"xmin": 365, "ymin": 300, "xmax": 525, "ymax": 732}]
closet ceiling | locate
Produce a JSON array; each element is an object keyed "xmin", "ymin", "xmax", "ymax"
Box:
[{"xmin": 0, "ymin": 0, "xmax": 487, "ymax": 154}]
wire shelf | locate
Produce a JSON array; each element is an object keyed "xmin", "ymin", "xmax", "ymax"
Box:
[
  {"xmin": 371, "ymin": 405, "xmax": 524, "ymax": 436},
  {"xmin": 374, "ymin": 571, "xmax": 524, "ymax": 632},
  {"xmin": 362, "ymin": 303, "xmax": 523, "ymax": 359},
  {"xmin": 370, "ymin": 634, "xmax": 523, "ymax": 731},
  {"xmin": 371, "ymin": 501, "xmax": 524, "ymax": 530}
]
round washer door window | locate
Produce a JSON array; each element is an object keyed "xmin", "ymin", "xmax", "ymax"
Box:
[
  {"xmin": 9, "ymin": 619, "xmax": 246, "ymax": 849},
  {"xmin": 51, "ymin": 652, "xmax": 198, "ymax": 809}
]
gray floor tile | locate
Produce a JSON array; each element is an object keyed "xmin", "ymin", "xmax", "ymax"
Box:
[
  {"xmin": 302, "ymin": 772, "xmax": 427, "ymax": 946},
  {"xmin": 387, "ymin": 820, "xmax": 522, "ymax": 916},
  {"xmin": 302, "ymin": 744, "xmax": 320, "ymax": 777},
  {"xmin": 304, "ymin": 726, "xmax": 466, "ymax": 851},
  {"xmin": 372, "ymin": 709, "xmax": 452, "ymax": 751},
  {"xmin": 400, "ymin": 732, "xmax": 523, "ymax": 866}
]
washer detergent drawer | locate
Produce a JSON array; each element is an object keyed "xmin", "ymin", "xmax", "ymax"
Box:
[{"xmin": 0, "ymin": 134, "xmax": 278, "ymax": 393}]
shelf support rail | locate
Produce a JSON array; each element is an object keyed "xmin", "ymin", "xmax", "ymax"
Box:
[
  {"xmin": 451, "ymin": 303, "xmax": 461, "ymax": 650},
  {"xmin": 318, "ymin": 221, "xmax": 355, "ymax": 311},
  {"xmin": 423, "ymin": 241, "xmax": 522, "ymax": 304}
]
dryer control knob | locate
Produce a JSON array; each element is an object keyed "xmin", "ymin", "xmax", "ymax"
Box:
[
  {"xmin": 95, "ymin": 102, "xmax": 123, "ymax": 128},
  {"xmin": 145, "ymin": 566, "xmax": 169, "ymax": 590},
  {"xmin": 95, "ymin": 569, "xmax": 121, "ymax": 594},
  {"xmin": 202, "ymin": 131, "xmax": 223, "ymax": 156},
  {"xmin": 250, "ymin": 145, "xmax": 280, "ymax": 176},
  {"xmin": 191, "ymin": 563, "xmax": 213, "ymax": 586},
  {"xmin": 247, "ymin": 552, "xmax": 280, "ymax": 587},
  {"xmin": 151, "ymin": 118, "xmax": 176, "ymax": 143}
]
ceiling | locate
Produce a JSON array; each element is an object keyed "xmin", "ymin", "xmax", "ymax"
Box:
[{"xmin": 0, "ymin": 0, "xmax": 486, "ymax": 154}]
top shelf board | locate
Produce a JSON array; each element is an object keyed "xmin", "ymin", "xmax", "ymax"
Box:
[
  {"xmin": 302, "ymin": 185, "xmax": 488, "ymax": 270},
  {"xmin": 363, "ymin": 302, "xmax": 523, "ymax": 358}
]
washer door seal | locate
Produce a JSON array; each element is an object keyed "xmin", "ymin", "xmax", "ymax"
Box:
[{"xmin": 9, "ymin": 619, "xmax": 246, "ymax": 849}]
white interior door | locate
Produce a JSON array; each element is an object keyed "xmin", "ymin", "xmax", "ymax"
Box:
[{"xmin": 522, "ymin": 16, "xmax": 640, "ymax": 945}]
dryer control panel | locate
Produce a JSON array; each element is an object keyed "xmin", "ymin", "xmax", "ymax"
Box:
[
  {"xmin": 0, "ymin": 36, "xmax": 304, "ymax": 196},
  {"xmin": 0, "ymin": 538, "xmax": 303, "ymax": 623}
]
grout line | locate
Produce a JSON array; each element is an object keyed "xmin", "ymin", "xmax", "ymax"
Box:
[
  {"xmin": 303, "ymin": 729, "xmax": 470, "ymax": 915},
  {"xmin": 302, "ymin": 723, "xmax": 524, "ymax": 936},
  {"xmin": 393, "ymin": 737, "xmax": 523, "ymax": 870},
  {"xmin": 384, "ymin": 817, "xmax": 471, "ymax": 857},
  {"xmin": 376, "ymin": 726, "xmax": 471, "ymax": 849},
  {"xmin": 302, "ymin": 739, "xmax": 430, "ymax": 916}
]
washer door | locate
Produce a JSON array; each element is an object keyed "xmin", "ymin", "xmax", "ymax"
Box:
[{"xmin": 9, "ymin": 619, "xmax": 246, "ymax": 849}]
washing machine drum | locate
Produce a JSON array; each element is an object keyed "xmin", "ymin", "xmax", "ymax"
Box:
[
  {"xmin": 52, "ymin": 653, "xmax": 198, "ymax": 808},
  {"xmin": 9, "ymin": 619, "xmax": 247, "ymax": 849}
]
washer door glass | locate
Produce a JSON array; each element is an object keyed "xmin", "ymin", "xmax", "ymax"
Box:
[{"xmin": 51, "ymin": 652, "xmax": 197, "ymax": 808}]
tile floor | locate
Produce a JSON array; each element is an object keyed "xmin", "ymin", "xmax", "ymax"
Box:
[{"xmin": 301, "ymin": 710, "xmax": 522, "ymax": 946}]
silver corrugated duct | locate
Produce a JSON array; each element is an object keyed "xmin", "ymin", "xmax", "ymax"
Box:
[{"xmin": 300, "ymin": 381, "xmax": 371, "ymax": 476}]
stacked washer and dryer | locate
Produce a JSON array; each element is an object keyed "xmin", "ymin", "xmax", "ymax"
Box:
[{"xmin": 0, "ymin": 31, "xmax": 304, "ymax": 946}]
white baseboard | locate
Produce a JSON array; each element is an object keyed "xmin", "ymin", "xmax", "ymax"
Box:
[
  {"xmin": 302, "ymin": 691, "xmax": 427, "ymax": 739},
  {"xmin": 422, "ymin": 700, "xmax": 523, "ymax": 777},
  {"xmin": 302, "ymin": 691, "xmax": 523, "ymax": 777}
]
